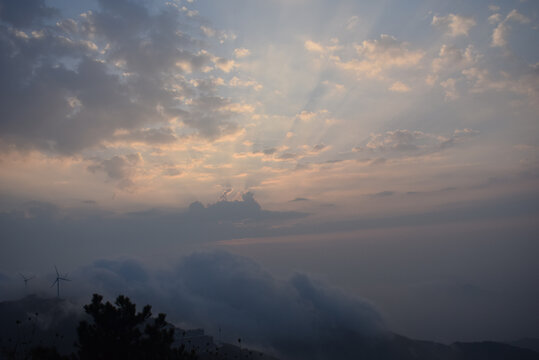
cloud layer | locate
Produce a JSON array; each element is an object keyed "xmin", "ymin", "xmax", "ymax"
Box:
[
  {"xmin": 0, "ymin": 251, "xmax": 386, "ymax": 360},
  {"xmin": 0, "ymin": 0, "xmax": 238, "ymax": 154}
]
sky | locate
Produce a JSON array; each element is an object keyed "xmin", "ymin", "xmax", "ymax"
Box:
[{"xmin": 0, "ymin": 0, "xmax": 538, "ymax": 350}]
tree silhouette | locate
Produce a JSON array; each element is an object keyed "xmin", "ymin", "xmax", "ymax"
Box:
[{"xmin": 76, "ymin": 294, "xmax": 189, "ymax": 360}]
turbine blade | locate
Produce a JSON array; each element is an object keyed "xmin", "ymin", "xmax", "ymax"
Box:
[
  {"xmin": 54, "ymin": 265, "xmax": 59, "ymax": 276},
  {"xmin": 58, "ymin": 277, "xmax": 70, "ymax": 281},
  {"xmin": 51, "ymin": 279, "xmax": 58, "ymax": 287}
]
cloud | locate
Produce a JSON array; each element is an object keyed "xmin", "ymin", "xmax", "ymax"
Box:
[
  {"xmin": 492, "ymin": 24, "xmax": 507, "ymax": 47},
  {"xmin": 365, "ymin": 130, "xmax": 427, "ymax": 152},
  {"xmin": 113, "ymin": 127, "xmax": 178, "ymax": 145},
  {"xmin": 462, "ymin": 66, "xmax": 539, "ymax": 99},
  {"xmin": 0, "ymin": 0, "xmax": 239, "ymax": 154},
  {"xmin": 73, "ymin": 251, "xmax": 386, "ymax": 359},
  {"xmin": 338, "ymin": 34, "xmax": 424, "ymax": 78},
  {"xmin": 0, "ymin": 249, "xmax": 386, "ymax": 360},
  {"xmin": 488, "ymin": 13, "xmax": 502, "ymax": 24},
  {"xmin": 505, "ymin": 9, "xmax": 531, "ymax": 24},
  {"xmin": 234, "ymin": 48, "xmax": 251, "ymax": 58},
  {"xmin": 0, "ymin": 194, "xmax": 310, "ymax": 262},
  {"xmin": 431, "ymin": 14, "xmax": 476, "ymax": 37},
  {"xmin": 389, "ymin": 81, "xmax": 411, "ymax": 93},
  {"xmin": 492, "ymin": 9, "xmax": 531, "ymax": 47},
  {"xmin": 440, "ymin": 78, "xmax": 459, "ymax": 101},
  {"xmin": 229, "ymin": 76, "xmax": 263, "ymax": 91},
  {"xmin": 290, "ymin": 197, "xmax": 309, "ymax": 202},
  {"xmin": 0, "ymin": 0, "xmax": 59, "ymax": 27},
  {"xmin": 200, "ymin": 25, "xmax": 216, "ymax": 37},
  {"xmin": 311, "ymin": 144, "xmax": 327, "ymax": 153},
  {"xmin": 180, "ymin": 95, "xmax": 241, "ymax": 140},
  {"xmin": 214, "ymin": 57, "xmax": 236, "ymax": 72},
  {"xmin": 431, "ymin": 45, "xmax": 478, "ymax": 74},
  {"xmin": 88, "ymin": 153, "xmax": 142, "ymax": 189},
  {"xmin": 258, "ymin": 147, "xmax": 278, "ymax": 155},
  {"xmin": 439, "ymin": 128, "xmax": 480, "ymax": 149},
  {"xmin": 297, "ymin": 110, "xmax": 317, "ymax": 121},
  {"xmin": 345, "ymin": 15, "xmax": 360, "ymax": 30},
  {"xmin": 372, "ymin": 191, "xmax": 395, "ymax": 198},
  {"xmin": 304, "ymin": 40, "xmax": 325, "ymax": 53},
  {"xmin": 187, "ymin": 192, "xmax": 265, "ymax": 222},
  {"xmin": 358, "ymin": 128, "xmax": 478, "ymax": 154}
]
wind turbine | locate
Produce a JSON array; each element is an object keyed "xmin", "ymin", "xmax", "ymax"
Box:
[
  {"xmin": 51, "ymin": 266, "xmax": 70, "ymax": 298},
  {"xmin": 19, "ymin": 273, "xmax": 35, "ymax": 289}
]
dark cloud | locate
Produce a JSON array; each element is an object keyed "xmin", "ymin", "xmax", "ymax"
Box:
[
  {"xmin": 0, "ymin": 0, "xmax": 238, "ymax": 154},
  {"xmin": 290, "ymin": 197, "xmax": 309, "ymax": 202},
  {"xmin": 262, "ymin": 147, "xmax": 277, "ymax": 155},
  {"xmin": 0, "ymin": 0, "xmax": 59, "ymax": 27},
  {"xmin": 162, "ymin": 167, "xmax": 182, "ymax": 176},
  {"xmin": 186, "ymin": 192, "xmax": 308, "ymax": 224},
  {"xmin": 356, "ymin": 129, "xmax": 478, "ymax": 156},
  {"xmin": 116, "ymin": 127, "xmax": 178, "ymax": 145},
  {"xmin": 181, "ymin": 95, "xmax": 240, "ymax": 140},
  {"xmin": 87, "ymin": 153, "xmax": 141, "ymax": 189},
  {"xmin": 372, "ymin": 190, "xmax": 395, "ymax": 198},
  {"xmin": 278, "ymin": 152, "xmax": 298, "ymax": 160},
  {"xmin": 0, "ymin": 191, "xmax": 538, "ymax": 346},
  {"xmin": 0, "ymin": 251, "xmax": 387, "ymax": 359},
  {"xmin": 439, "ymin": 128, "xmax": 479, "ymax": 149},
  {"xmin": 67, "ymin": 251, "xmax": 386, "ymax": 359},
  {"xmin": 2, "ymin": 190, "xmax": 538, "ymax": 283},
  {"xmin": 312, "ymin": 143, "xmax": 326, "ymax": 152},
  {"xmin": 188, "ymin": 192, "xmax": 262, "ymax": 222},
  {"xmin": 364, "ymin": 130, "xmax": 426, "ymax": 152},
  {"xmin": 0, "ymin": 248, "xmax": 383, "ymax": 359},
  {"xmin": 0, "ymin": 193, "xmax": 308, "ymax": 269},
  {"xmin": 370, "ymin": 157, "xmax": 387, "ymax": 166}
]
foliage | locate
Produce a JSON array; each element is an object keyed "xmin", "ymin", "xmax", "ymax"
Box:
[{"xmin": 76, "ymin": 294, "xmax": 190, "ymax": 360}]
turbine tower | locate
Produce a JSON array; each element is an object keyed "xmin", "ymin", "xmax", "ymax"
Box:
[
  {"xmin": 51, "ymin": 266, "xmax": 70, "ymax": 298},
  {"xmin": 19, "ymin": 273, "xmax": 35, "ymax": 289}
]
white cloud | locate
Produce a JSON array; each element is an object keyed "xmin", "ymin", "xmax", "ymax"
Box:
[
  {"xmin": 488, "ymin": 13, "xmax": 502, "ymax": 24},
  {"xmin": 492, "ymin": 9, "xmax": 531, "ymax": 47},
  {"xmin": 337, "ymin": 34, "xmax": 424, "ymax": 78},
  {"xmin": 492, "ymin": 23, "xmax": 508, "ymax": 47},
  {"xmin": 462, "ymin": 67, "xmax": 539, "ymax": 100},
  {"xmin": 432, "ymin": 14, "xmax": 476, "ymax": 37},
  {"xmin": 304, "ymin": 40, "xmax": 325, "ymax": 53},
  {"xmin": 346, "ymin": 15, "xmax": 360, "ymax": 31},
  {"xmin": 431, "ymin": 44, "xmax": 478, "ymax": 74},
  {"xmin": 359, "ymin": 128, "xmax": 478, "ymax": 153},
  {"xmin": 214, "ymin": 57, "xmax": 235, "ymax": 72},
  {"xmin": 223, "ymin": 102, "xmax": 255, "ymax": 114},
  {"xmin": 389, "ymin": 81, "xmax": 411, "ymax": 92},
  {"xmin": 180, "ymin": 6, "xmax": 199, "ymax": 17},
  {"xmin": 200, "ymin": 25, "xmax": 216, "ymax": 37},
  {"xmin": 505, "ymin": 9, "xmax": 530, "ymax": 24},
  {"xmin": 440, "ymin": 78, "xmax": 459, "ymax": 101},
  {"xmin": 88, "ymin": 153, "xmax": 143, "ymax": 190},
  {"xmin": 229, "ymin": 76, "xmax": 263, "ymax": 91},
  {"xmin": 297, "ymin": 110, "xmax": 317, "ymax": 121},
  {"xmin": 234, "ymin": 48, "xmax": 251, "ymax": 58}
]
